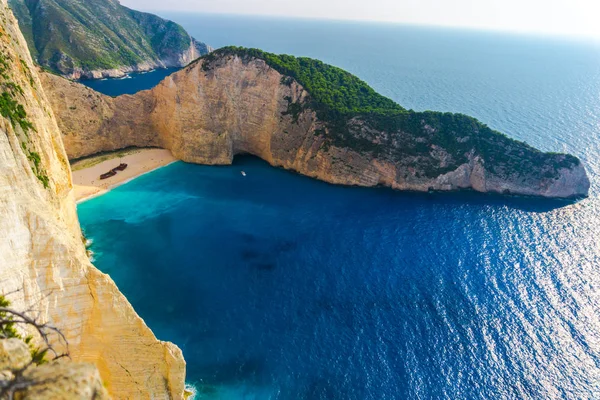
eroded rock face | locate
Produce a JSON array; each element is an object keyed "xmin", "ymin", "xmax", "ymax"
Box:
[
  {"xmin": 42, "ymin": 54, "xmax": 590, "ymax": 198},
  {"xmin": 0, "ymin": 2, "xmax": 185, "ymax": 398},
  {"xmin": 0, "ymin": 339, "xmax": 110, "ymax": 400},
  {"xmin": 19, "ymin": 362, "xmax": 110, "ymax": 400}
]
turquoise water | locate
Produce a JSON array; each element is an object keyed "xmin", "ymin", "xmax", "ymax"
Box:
[{"xmin": 79, "ymin": 16, "xmax": 600, "ymax": 399}]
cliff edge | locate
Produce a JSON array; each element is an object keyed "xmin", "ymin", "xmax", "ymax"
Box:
[
  {"xmin": 0, "ymin": 2, "xmax": 185, "ymax": 398},
  {"xmin": 43, "ymin": 48, "xmax": 590, "ymax": 199}
]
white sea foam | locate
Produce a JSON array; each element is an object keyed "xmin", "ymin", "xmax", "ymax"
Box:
[{"xmin": 184, "ymin": 383, "xmax": 197, "ymax": 399}]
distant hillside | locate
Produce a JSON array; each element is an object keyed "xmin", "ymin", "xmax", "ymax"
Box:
[{"xmin": 8, "ymin": 0, "xmax": 211, "ymax": 79}]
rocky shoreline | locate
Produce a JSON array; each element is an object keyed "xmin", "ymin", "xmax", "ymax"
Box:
[{"xmin": 61, "ymin": 42, "xmax": 213, "ymax": 80}]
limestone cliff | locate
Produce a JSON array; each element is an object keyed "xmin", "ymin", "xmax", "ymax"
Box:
[
  {"xmin": 0, "ymin": 338, "xmax": 111, "ymax": 399},
  {"xmin": 43, "ymin": 51, "xmax": 589, "ymax": 198},
  {"xmin": 0, "ymin": 2, "xmax": 185, "ymax": 398}
]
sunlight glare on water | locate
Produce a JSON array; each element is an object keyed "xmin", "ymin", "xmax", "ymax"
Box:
[{"xmin": 79, "ymin": 17, "xmax": 600, "ymax": 399}]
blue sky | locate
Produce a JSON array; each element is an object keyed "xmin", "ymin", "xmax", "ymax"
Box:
[{"xmin": 120, "ymin": 0, "xmax": 598, "ymax": 39}]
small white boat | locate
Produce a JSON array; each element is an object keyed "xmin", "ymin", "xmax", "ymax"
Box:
[{"xmin": 241, "ymin": 171, "xmax": 247, "ymax": 177}]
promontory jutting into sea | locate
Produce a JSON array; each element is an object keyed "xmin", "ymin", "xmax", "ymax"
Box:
[{"xmin": 1, "ymin": 0, "xmax": 598, "ymax": 398}]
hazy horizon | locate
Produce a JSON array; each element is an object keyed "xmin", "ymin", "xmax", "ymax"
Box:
[{"xmin": 120, "ymin": 0, "xmax": 599, "ymax": 40}]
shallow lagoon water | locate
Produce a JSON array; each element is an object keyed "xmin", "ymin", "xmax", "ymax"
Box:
[{"xmin": 79, "ymin": 16, "xmax": 600, "ymax": 399}]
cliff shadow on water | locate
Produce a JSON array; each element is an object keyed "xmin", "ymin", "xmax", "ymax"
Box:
[{"xmin": 232, "ymin": 155, "xmax": 582, "ymax": 213}]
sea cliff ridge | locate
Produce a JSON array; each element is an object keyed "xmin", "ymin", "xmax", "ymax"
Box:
[
  {"xmin": 43, "ymin": 47, "xmax": 590, "ymax": 199},
  {"xmin": 0, "ymin": 1, "xmax": 186, "ymax": 398}
]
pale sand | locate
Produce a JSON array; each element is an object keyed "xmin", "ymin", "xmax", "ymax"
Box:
[{"xmin": 72, "ymin": 148, "xmax": 177, "ymax": 203}]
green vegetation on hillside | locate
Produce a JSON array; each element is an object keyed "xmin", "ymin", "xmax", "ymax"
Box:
[
  {"xmin": 363, "ymin": 110, "xmax": 579, "ymax": 178},
  {"xmin": 0, "ymin": 295, "xmax": 48, "ymax": 365},
  {"xmin": 202, "ymin": 47, "xmax": 580, "ymax": 180},
  {"xmin": 0, "ymin": 37, "xmax": 49, "ymax": 188},
  {"xmin": 8, "ymin": 0, "xmax": 210, "ymax": 76},
  {"xmin": 204, "ymin": 46, "xmax": 404, "ymax": 115}
]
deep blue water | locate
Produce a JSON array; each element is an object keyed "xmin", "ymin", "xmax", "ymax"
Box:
[
  {"xmin": 78, "ymin": 15, "xmax": 600, "ymax": 399},
  {"xmin": 78, "ymin": 67, "xmax": 179, "ymax": 96}
]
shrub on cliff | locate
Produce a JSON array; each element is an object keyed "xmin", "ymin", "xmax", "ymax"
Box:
[
  {"xmin": 0, "ymin": 295, "xmax": 68, "ymax": 366},
  {"xmin": 0, "ymin": 294, "xmax": 72, "ymax": 398},
  {"xmin": 203, "ymin": 46, "xmax": 405, "ymax": 116}
]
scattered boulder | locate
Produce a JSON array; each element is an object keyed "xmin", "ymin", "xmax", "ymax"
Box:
[
  {"xmin": 0, "ymin": 339, "xmax": 31, "ymax": 371},
  {"xmin": 18, "ymin": 362, "xmax": 110, "ymax": 400},
  {"xmin": 0, "ymin": 339, "xmax": 110, "ymax": 399}
]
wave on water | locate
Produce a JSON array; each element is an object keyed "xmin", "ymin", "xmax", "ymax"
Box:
[{"xmin": 184, "ymin": 383, "xmax": 197, "ymax": 399}]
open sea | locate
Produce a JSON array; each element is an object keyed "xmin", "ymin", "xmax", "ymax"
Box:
[{"xmin": 78, "ymin": 14, "xmax": 600, "ymax": 399}]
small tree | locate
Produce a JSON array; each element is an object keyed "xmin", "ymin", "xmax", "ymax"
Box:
[{"xmin": 0, "ymin": 291, "xmax": 69, "ymax": 399}]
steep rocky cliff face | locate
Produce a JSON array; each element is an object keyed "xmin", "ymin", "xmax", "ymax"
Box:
[
  {"xmin": 43, "ymin": 52, "xmax": 590, "ymax": 198},
  {"xmin": 0, "ymin": 2, "xmax": 185, "ymax": 398},
  {"xmin": 8, "ymin": 0, "xmax": 211, "ymax": 79}
]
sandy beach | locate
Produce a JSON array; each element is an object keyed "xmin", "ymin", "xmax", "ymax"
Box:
[{"xmin": 72, "ymin": 148, "xmax": 177, "ymax": 202}]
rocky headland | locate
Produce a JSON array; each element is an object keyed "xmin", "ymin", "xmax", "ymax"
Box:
[{"xmin": 43, "ymin": 48, "xmax": 590, "ymax": 198}]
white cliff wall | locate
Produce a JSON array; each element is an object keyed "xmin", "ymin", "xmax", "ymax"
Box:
[{"xmin": 0, "ymin": 2, "xmax": 185, "ymax": 398}]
